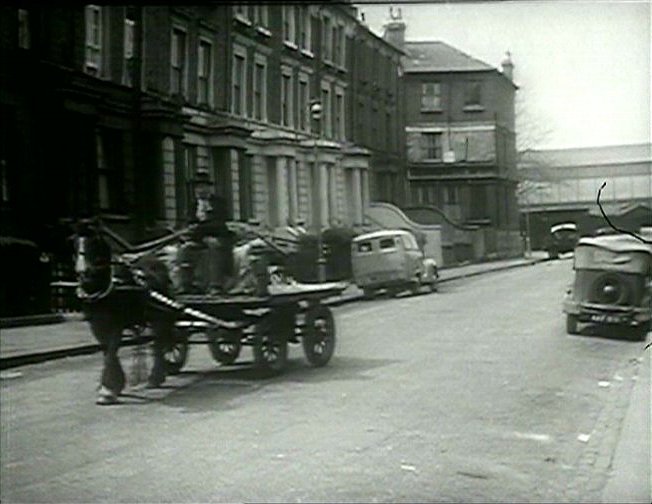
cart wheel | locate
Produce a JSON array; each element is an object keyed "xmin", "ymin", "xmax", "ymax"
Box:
[
  {"xmin": 566, "ymin": 314, "xmax": 578, "ymax": 334},
  {"xmin": 253, "ymin": 323, "xmax": 288, "ymax": 374},
  {"xmin": 302, "ymin": 305, "xmax": 336, "ymax": 367},
  {"xmin": 207, "ymin": 327, "xmax": 242, "ymax": 365},
  {"xmin": 165, "ymin": 329, "xmax": 189, "ymax": 375},
  {"xmin": 388, "ymin": 287, "xmax": 402, "ymax": 298}
]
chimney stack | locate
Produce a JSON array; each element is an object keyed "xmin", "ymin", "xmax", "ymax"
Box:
[
  {"xmin": 501, "ymin": 51, "xmax": 514, "ymax": 81},
  {"xmin": 382, "ymin": 6, "xmax": 406, "ymax": 50}
]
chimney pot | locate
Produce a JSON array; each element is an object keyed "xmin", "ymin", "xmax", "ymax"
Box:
[
  {"xmin": 382, "ymin": 6, "xmax": 406, "ymax": 49},
  {"xmin": 501, "ymin": 51, "xmax": 514, "ymax": 80}
]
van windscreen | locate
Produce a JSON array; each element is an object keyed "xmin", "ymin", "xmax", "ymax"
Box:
[
  {"xmin": 357, "ymin": 242, "xmax": 372, "ymax": 253},
  {"xmin": 379, "ymin": 238, "xmax": 396, "ymax": 249}
]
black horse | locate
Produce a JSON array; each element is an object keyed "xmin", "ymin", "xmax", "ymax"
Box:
[{"xmin": 73, "ymin": 220, "xmax": 177, "ymax": 405}]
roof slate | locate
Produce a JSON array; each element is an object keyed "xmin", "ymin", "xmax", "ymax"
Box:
[{"xmin": 403, "ymin": 40, "xmax": 496, "ymax": 73}]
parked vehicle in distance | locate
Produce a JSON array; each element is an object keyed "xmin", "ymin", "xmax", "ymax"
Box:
[
  {"xmin": 351, "ymin": 229, "xmax": 438, "ymax": 298},
  {"xmin": 563, "ymin": 234, "xmax": 652, "ymax": 340},
  {"xmin": 546, "ymin": 222, "xmax": 579, "ymax": 259}
]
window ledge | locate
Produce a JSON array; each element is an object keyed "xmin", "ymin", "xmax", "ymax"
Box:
[
  {"xmin": 256, "ymin": 26, "xmax": 271, "ymax": 37},
  {"xmin": 463, "ymin": 105, "xmax": 485, "ymax": 112},
  {"xmin": 234, "ymin": 15, "xmax": 252, "ymax": 26},
  {"xmin": 420, "ymin": 108, "xmax": 444, "ymax": 113},
  {"xmin": 98, "ymin": 213, "xmax": 130, "ymax": 222},
  {"xmin": 323, "ymin": 59, "xmax": 335, "ymax": 68},
  {"xmin": 283, "ymin": 40, "xmax": 299, "ymax": 50},
  {"xmin": 230, "ymin": 112, "xmax": 251, "ymax": 120},
  {"xmin": 300, "ymin": 48, "xmax": 314, "ymax": 58}
]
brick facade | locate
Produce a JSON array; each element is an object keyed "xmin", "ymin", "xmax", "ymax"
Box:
[{"xmin": 387, "ymin": 32, "xmax": 520, "ymax": 233}]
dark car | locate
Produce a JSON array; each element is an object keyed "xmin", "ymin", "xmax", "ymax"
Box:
[
  {"xmin": 0, "ymin": 236, "xmax": 52, "ymax": 317},
  {"xmin": 545, "ymin": 223, "xmax": 579, "ymax": 259}
]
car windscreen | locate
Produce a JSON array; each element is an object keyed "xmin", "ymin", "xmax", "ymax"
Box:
[{"xmin": 552, "ymin": 230, "xmax": 578, "ymax": 240}]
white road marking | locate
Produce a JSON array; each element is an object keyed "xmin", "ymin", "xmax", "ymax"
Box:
[{"xmin": 512, "ymin": 432, "xmax": 551, "ymax": 442}]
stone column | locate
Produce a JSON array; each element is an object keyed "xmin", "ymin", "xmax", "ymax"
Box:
[
  {"xmin": 276, "ymin": 156, "xmax": 289, "ymax": 227},
  {"xmin": 360, "ymin": 169, "xmax": 369, "ymax": 224},
  {"xmin": 319, "ymin": 161, "xmax": 328, "ymax": 228},
  {"xmin": 352, "ymin": 168, "xmax": 362, "ymax": 225}
]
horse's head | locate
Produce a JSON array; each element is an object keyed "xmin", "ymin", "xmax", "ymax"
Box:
[{"xmin": 73, "ymin": 219, "xmax": 113, "ymax": 297}]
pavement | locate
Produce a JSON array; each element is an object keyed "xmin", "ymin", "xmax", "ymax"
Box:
[
  {"xmin": 1, "ymin": 249, "xmax": 649, "ymax": 501},
  {"xmin": 600, "ymin": 344, "xmax": 651, "ymax": 503}
]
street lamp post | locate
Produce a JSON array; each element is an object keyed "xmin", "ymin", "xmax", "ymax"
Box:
[{"xmin": 310, "ymin": 99, "xmax": 326, "ymax": 282}]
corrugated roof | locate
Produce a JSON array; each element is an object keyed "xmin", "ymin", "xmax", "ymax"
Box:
[
  {"xmin": 523, "ymin": 143, "xmax": 652, "ymax": 168},
  {"xmin": 403, "ymin": 41, "xmax": 496, "ymax": 73},
  {"xmin": 587, "ymin": 201, "xmax": 652, "ymax": 217}
]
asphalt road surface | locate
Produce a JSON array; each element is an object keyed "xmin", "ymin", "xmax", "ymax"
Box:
[{"xmin": 1, "ymin": 259, "xmax": 647, "ymax": 503}]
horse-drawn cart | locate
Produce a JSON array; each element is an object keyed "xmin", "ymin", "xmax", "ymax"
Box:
[
  {"xmin": 165, "ymin": 281, "xmax": 346, "ymax": 375},
  {"xmin": 68, "ymin": 218, "xmax": 348, "ymax": 403}
]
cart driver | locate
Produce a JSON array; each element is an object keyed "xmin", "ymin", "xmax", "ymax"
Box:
[{"xmin": 177, "ymin": 171, "xmax": 235, "ymax": 294}]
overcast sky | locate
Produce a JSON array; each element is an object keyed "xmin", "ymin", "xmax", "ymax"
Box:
[{"xmin": 356, "ymin": 1, "xmax": 651, "ymax": 150}]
